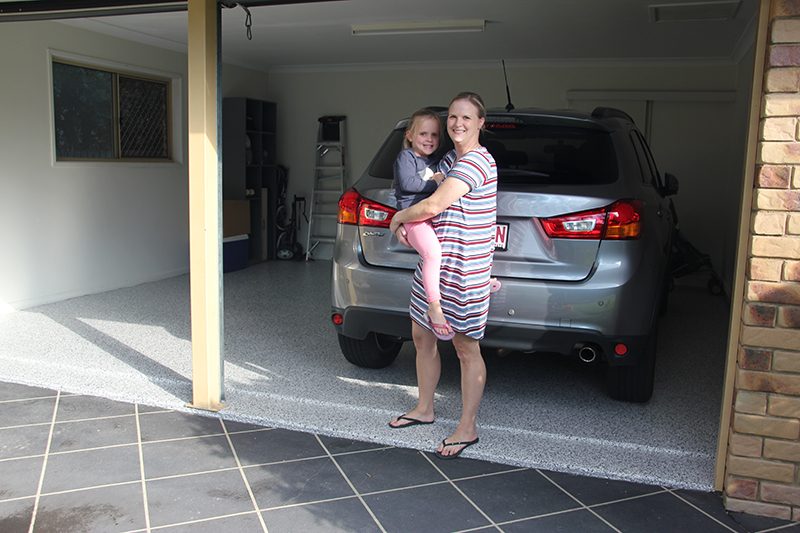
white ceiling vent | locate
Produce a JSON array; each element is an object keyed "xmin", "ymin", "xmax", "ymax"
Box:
[{"xmin": 649, "ymin": 1, "xmax": 741, "ymax": 22}]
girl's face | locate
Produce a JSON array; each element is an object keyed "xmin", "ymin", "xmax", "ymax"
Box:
[
  {"xmin": 447, "ymin": 99, "xmax": 484, "ymax": 146},
  {"xmin": 406, "ymin": 117, "xmax": 440, "ymax": 157}
]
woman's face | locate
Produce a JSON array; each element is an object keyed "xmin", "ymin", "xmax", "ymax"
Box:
[
  {"xmin": 406, "ymin": 117, "xmax": 440, "ymax": 157},
  {"xmin": 447, "ymin": 99, "xmax": 484, "ymax": 146}
]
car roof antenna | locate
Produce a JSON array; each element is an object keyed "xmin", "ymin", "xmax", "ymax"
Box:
[{"xmin": 502, "ymin": 59, "xmax": 515, "ymax": 112}]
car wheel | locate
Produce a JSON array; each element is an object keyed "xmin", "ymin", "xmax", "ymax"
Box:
[
  {"xmin": 338, "ymin": 332, "xmax": 403, "ymax": 369},
  {"xmin": 606, "ymin": 324, "xmax": 657, "ymax": 403}
]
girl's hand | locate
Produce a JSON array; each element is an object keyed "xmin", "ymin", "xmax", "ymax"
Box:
[{"xmin": 432, "ymin": 172, "xmax": 445, "ymax": 184}]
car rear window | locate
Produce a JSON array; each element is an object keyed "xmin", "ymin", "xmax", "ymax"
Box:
[{"xmin": 369, "ymin": 123, "xmax": 618, "ymax": 186}]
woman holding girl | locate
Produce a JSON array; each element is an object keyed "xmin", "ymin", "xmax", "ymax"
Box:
[{"xmin": 388, "ymin": 92, "xmax": 497, "ymax": 459}]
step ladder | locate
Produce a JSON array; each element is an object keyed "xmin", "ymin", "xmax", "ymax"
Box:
[{"xmin": 305, "ymin": 115, "xmax": 346, "ymax": 260}]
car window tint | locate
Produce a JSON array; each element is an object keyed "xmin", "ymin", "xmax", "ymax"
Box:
[
  {"xmin": 368, "ymin": 129, "xmax": 404, "ymax": 180},
  {"xmin": 370, "ymin": 122, "xmax": 617, "ymax": 186},
  {"xmin": 483, "ymin": 125, "xmax": 617, "ymax": 185}
]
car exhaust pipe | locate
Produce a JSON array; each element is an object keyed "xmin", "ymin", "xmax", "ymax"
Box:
[{"xmin": 576, "ymin": 343, "xmax": 600, "ymax": 363}]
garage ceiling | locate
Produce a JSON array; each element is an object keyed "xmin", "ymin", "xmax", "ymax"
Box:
[{"xmin": 56, "ymin": 0, "xmax": 759, "ymax": 70}]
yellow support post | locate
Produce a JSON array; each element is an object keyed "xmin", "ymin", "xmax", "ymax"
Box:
[
  {"xmin": 187, "ymin": 0, "xmax": 224, "ymax": 411},
  {"xmin": 713, "ymin": 0, "xmax": 771, "ymax": 489}
]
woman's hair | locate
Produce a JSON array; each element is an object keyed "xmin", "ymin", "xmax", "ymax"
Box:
[
  {"xmin": 449, "ymin": 91, "xmax": 487, "ymax": 119},
  {"xmin": 403, "ymin": 108, "xmax": 442, "ymax": 149}
]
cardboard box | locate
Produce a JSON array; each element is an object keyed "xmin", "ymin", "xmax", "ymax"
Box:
[
  {"xmin": 223, "ymin": 200, "xmax": 251, "ymax": 237},
  {"xmin": 223, "ymin": 234, "xmax": 249, "ymax": 272}
]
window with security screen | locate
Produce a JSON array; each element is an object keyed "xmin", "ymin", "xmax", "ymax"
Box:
[{"xmin": 53, "ymin": 61, "xmax": 171, "ymax": 161}]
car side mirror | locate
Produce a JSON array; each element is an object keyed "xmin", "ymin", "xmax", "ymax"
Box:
[{"xmin": 662, "ymin": 173, "xmax": 679, "ymax": 196}]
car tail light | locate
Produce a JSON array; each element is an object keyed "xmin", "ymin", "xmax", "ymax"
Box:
[
  {"xmin": 338, "ymin": 189, "xmax": 360, "ymax": 225},
  {"xmin": 338, "ymin": 188, "xmax": 396, "ymax": 228},
  {"xmin": 540, "ymin": 200, "xmax": 642, "ymax": 240}
]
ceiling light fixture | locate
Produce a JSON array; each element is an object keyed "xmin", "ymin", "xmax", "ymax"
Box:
[
  {"xmin": 352, "ymin": 19, "xmax": 485, "ymax": 36},
  {"xmin": 649, "ymin": 1, "xmax": 741, "ymax": 22}
]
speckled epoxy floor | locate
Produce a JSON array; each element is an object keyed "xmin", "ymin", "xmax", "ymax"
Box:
[{"xmin": 0, "ymin": 260, "xmax": 730, "ymax": 490}]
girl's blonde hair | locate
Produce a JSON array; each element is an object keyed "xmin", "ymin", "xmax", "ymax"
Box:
[{"xmin": 403, "ymin": 108, "xmax": 442, "ymax": 149}]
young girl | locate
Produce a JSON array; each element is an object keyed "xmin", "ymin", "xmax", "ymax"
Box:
[{"xmin": 393, "ymin": 109, "xmax": 499, "ymax": 341}]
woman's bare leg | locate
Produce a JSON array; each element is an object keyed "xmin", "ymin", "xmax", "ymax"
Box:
[
  {"xmin": 436, "ymin": 334, "xmax": 485, "ymax": 456},
  {"xmin": 389, "ymin": 320, "xmax": 441, "ymax": 426}
]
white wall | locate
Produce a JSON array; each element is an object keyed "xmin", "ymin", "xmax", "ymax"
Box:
[
  {"xmin": 266, "ymin": 61, "xmax": 748, "ymax": 268},
  {"xmin": 0, "ymin": 21, "xmax": 270, "ymax": 309}
]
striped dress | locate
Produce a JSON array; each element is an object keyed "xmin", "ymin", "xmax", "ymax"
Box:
[{"xmin": 409, "ymin": 146, "xmax": 497, "ymax": 340}]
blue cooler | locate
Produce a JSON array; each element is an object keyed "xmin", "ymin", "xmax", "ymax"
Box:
[{"xmin": 223, "ymin": 234, "xmax": 249, "ymax": 272}]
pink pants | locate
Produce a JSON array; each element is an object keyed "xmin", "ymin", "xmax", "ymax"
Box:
[{"xmin": 404, "ymin": 220, "xmax": 441, "ymax": 303}]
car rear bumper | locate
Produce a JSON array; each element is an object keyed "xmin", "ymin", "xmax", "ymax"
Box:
[{"xmin": 331, "ymin": 305, "xmax": 649, "ymax": 366}]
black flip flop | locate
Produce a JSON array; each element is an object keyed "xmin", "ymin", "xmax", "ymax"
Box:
[
  {"xmin": 388, "ymin": 415, "xmax": 434, "ymax": 429},
  {"xmin": 434, "ymin": 437, "xmax": 479, "ymax": 460}
]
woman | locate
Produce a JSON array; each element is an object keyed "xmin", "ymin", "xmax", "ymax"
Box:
[{"xmin": 387, "ymin": 92, "xmax": 497, "ymax": 460}]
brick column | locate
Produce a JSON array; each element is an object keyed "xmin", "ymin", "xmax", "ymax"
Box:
[{"xmin": 724, "ymin": 0, "xmax": 800, "ymax": 521}]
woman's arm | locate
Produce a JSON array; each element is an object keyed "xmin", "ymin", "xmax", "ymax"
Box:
[{"xmin": 390, "ymin": 177, "xmax": 470, "ymax": 238}]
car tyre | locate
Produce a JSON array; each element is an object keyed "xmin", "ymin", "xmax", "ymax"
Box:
[
  {"xmin": 606, "ymin": 324, "xmax": 657, "ymax": 403},
  {"xmin": 338, "ymin": 332, "xmax": 403, "ymax": 369}
]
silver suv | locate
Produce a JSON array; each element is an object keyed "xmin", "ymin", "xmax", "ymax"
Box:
[{"xmin": 330, "ymin": 107, "xmax": 678, "ymax": 402}]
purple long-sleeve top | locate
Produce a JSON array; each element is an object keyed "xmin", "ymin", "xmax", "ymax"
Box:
[{"xmin": 392, "ymin": 148, "xmax": 439, "ymax": 209}]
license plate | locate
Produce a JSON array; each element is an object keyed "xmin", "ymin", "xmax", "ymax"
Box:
[{"xmin": 495, "ymin": 223, "xmax": 509, "ymax": 251}]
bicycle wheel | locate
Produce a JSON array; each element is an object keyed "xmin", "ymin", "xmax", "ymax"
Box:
[
  {"xmin": 275, "ymin": 231, "xmax": 294, "ymax": 260},
  {"xmin": 274, "ymin": 204, "xmax": 289, "ymax": 232}
]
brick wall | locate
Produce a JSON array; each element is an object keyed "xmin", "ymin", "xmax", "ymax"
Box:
[{"xmin": 724, "ymin": 0, "xmax": 800, "ymax": 521}]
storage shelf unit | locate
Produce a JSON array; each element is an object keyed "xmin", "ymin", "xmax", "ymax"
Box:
[{"xmin": 222, "ymin": 97, "xmax": 280, "ymax": 261}]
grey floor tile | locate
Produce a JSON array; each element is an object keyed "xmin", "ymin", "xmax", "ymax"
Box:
[
  {"xmin": 364, "ymin": 482, "xmax": 490, "ymax": 533},
  {"xmin": 455, "ymin": 469, "xmax": 580, "ymax": 523},
  {"xmin": 143, "ymin": 435, "xmax": 237, "ymax": 478},
  {"xmin": 0, "ymin": 425, "xmax": 50, "ymax": 460},
  {"xmin": 0, "ymin": 457, "xmax": 44, "ymax": 499},
  {"xmin": 245, "ymin": 457, "xmax": 354, "ymax": 509},
  {"xmin": 424, "ymin": 452, "xmax": 520, "ymax": 480},
  {"xmin": 335, "ymin": 448, "xmax": 444, "ymax": 494},
  {"xmin": 675, "ymin": 489, "xmax": 798, "ymax": 533},
  {"xmin": 223, "ymin": 420, "xmax": 270, "ymax": 433},
  {"xmin": 146, "ymin": 470, "xmax": 253, "ymax": 527},
  {"xmin": 502, "ymin": 509, "xmax": 615, "ymax": 532},
  {"xmin": 0, "ymin": 383, "xmax": 55, "ymax": 402},
  {"xmin": 593, "ymin": 491, "xmax": 735, "ymax": 533},
  {"xmin": 262, "ymin": 497, "xmax": 381, "ymax": 533},
  {"xmin": 157, "ymin": 512, "xmax": 264, "ymax": 532},
  {"xmin": 50, "ymin": 416, "xmax": 137, "ymax": 453},
  {"xmin": 137, "ymin": 404, "xmax": 171, "ymax": 414},
  {"xmin": 42, "ymin": 445, "xmax": 140, "ymax": 493},
  {"xmin": 318, "ymin": 435, "xmax": 387, "ymax": 455},
  {"xmin": 34, "ymin": 483, "xmax": 145, "ymax": 533},
  {"xmin": 55, "ymin": 395, "xmax": 134, "ymax": 422},
  {"xmin": 138, "ymin": 411, "xmax": 223, "ymax": 441},
  {"xmin": 543, "ymin": 469, "xmax": 663, "ymax": 506},
  {"xmin": 229, "ymin": 428, "xmax": 325, "ymax": 465},
  {"xmin": 0, "ymin": 498, "xmax": 34, "ymax": 533},
  {"xmin": 0, "ymin": 398, "xmax": 56, "ymax": 428}
]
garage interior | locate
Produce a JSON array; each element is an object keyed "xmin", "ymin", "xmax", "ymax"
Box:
[{"xmin": 0, "ymin": 0, "xmax": 761, "ymax": 492}]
